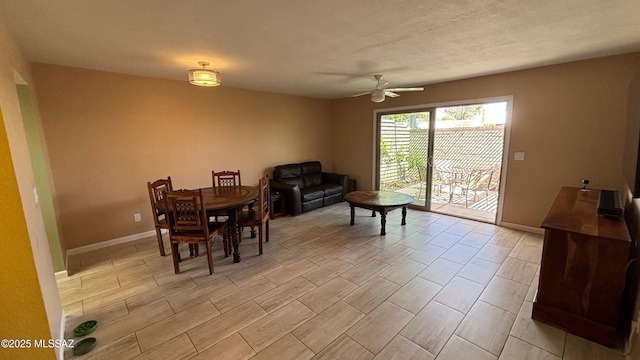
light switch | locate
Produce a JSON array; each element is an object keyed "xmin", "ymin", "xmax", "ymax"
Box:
[
  {"xmin": 134, "ymin": 213, "xmax": 142, "ymax": 222},
  {"xmin": 514, "ymin": 152, "xmax": 525, "ymax": 161}
]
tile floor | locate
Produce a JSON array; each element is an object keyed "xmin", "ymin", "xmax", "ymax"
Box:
[{"xmin": 58, "ymin": 203, "xmax": 629, "ymax": 359}]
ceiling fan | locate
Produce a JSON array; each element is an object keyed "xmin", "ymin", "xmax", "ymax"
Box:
[{"xmin": 351, "ymin": 74, "xmax": 424, "ymax": 103}]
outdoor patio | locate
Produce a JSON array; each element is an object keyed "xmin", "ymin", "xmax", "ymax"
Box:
[
  {"xmin": 380, "ymin": 118, "xmax": 504, "ymax": 224},
  {"xmin": 392, "ymin": 181, "xmax": 498, "ymax": 223}
]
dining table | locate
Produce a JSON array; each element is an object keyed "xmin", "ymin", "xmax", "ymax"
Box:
[{"xmin": 199, "ymin": 185, "xmax": 259, "ymax": 263}]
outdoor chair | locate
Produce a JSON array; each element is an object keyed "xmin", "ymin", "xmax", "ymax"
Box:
[
  {"xmin": 459, "ymin": 169, "xmax": 494, "ymax": 208},
  {"xmin": 432, "ymin": 168, "xmax": 455, "ymax": 203}
]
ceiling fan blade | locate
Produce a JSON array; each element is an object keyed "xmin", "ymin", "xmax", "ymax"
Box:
[
  {"xmin": 351, "ymin": 92, "xmax": 371, "ymax": 97},
  {"xmin": 385, "ymin": 91, "xmax": 400, "ymax": 97},
  {"xmin": 386, "ymin": 87, "xmax": 424, "ymax": 92},
  {"xmin": 376, "ymin": 82, "xmax": 389, "ymax": 90}
]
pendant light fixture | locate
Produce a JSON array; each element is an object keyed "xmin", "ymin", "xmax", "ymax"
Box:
[{"xmin": 188, "ymin": 61, "xmax": 221, "ymax": 87}]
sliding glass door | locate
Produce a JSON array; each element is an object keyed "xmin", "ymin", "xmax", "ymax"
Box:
[
  {"xmin": 377, "ymin": 101, "xmax": 507, "ymax": 223},
  {"xmin": 377, "ymin": 109, "xmax": 433, "ymax": 208}
]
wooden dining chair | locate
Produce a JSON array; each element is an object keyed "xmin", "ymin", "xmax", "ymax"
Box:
[
  {"xmin": 210, "ymin": 170, "xmax": 242, "ymax": 219},
  {"xmin": 238, "ymin": 175, "xmax": 270, "ymax": 255},
  {"xmin": 211, "ymin": 169, "xmax": 253, "ymax": 243},
  {"xmin": 212, "ymin": 170, "xmax": 241, "ymax": 187},
  {"xmin": 165, "ymin": 189, "xmax": 229, "ymax": 275},
  {"xmin": 147, "ymin": 177, "xmax": 173, "ymax": 256}
]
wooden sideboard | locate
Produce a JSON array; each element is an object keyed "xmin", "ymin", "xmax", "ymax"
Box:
[{"xmin": 533, "ymin": 186, "xmax": 631, "ymax": 347}]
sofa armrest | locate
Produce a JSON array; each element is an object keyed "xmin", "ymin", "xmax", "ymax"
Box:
[
  {"xmin": 322, "ymin": 172, "xmax": 349, "ymax": 199},
  {"xmin": 270, "ymin": 180, "xmax": 302, "ymax": 215}
]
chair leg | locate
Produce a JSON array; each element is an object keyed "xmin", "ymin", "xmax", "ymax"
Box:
[
  {"xmin": 189, "ymin": 243, "xmax": 199, "ymax": 257},
  {"xmin": 175, "ymin": 243, "xmax": 182, "ymax": 263},
  {"xmin": 223, "ymin": 228, "xmax": 231, "ymax": 258},
  {"xmin": 205, "ymin": 240, "xmax": 214, "ymax": 275},
  {"xmin": 258, "ymin": 224, "xmax": 263, "ymax": 255},
  {"xmin": 266, "ymin": 220, "xmax": 269, "ymax": 243},
  {"xmin": 222, "ymin": 235, "xmax": 229, "ymax": 257},
  {"xmin": 155, "ymin": 227, "xmax": 166, "ymax": 256},
  {"xmin": 171, "ymin": 243, "xmax": 180, "ymax": 274}
]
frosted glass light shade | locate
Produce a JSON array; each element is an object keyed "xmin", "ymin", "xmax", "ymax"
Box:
[{"xmin": 188, "ymin": 69, "xmax": 221, "ymax": 87}]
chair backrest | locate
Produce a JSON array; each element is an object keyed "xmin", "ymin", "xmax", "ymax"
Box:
[
  {"xmin": 165, "ymin": 189, "xmax": 209, "ymax": 237},
  {"xmin": 147, "ymin": 177, "xmax": 173, "ymax": 227},
  {"xmin": 257, "ymin": 175, "xmax": 270, "ymax": 221},
  {"xmin": 468, "ymin": 169, "xmax": 493, "ymax": 190},
  {"xmin": 433, "ymin": 168, "xmax": 452, "ymax": 183},
  {"xmin": 212, "ymin": 170, "xmax": 241, "ymax": 187},
  {"xmin": 490, "ymin": 164, "xmax": 501, "ymax": 190}
]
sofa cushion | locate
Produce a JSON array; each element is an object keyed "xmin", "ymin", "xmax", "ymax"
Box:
[
  {"xmin": 274, "ymin": 164, "xmax": 305, "ymax": 188},
  {"xmin": 278, "ymin": 177, "xmax": 304, "ymax": 189},
  {"xmin": 301, "ymin": 161, "xmax": 322, "ymax": 175},
  {"xmin": 274, "ymin": 163, "xmax": 302, "ymax": 178},
  {"xmin": 300, "ymin": 186, "xmax": 324, "ymax": 202},
  {"xmin": 324, "ymin": 192, "xmax": 343, "ymax": 206},
  {"xmin": 303, "ymin": 173, "xmax": 322, "ymax": 187},
  {"xmin": 302, "ymin": 198, "xmax": 323, "ymax": 213},
  {"xmin": 301, "ymin": 161, "xmax": 323, "ymax": 187},
  {"xmin": 320, "ymin": 183, "xmax": 343, "ymax": 196}
]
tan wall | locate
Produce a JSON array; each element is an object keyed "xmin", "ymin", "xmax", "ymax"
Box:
[
  {"xmin": 331, "ymin": 53, "xmax": 640, "ymax": 228},
  {"xmin": 31, "ymin": 64, "xmax": 333, "ymax": 250},
  {"xmin": 0, "ymin": 22, "xmax": 60, "ymax": 358}
]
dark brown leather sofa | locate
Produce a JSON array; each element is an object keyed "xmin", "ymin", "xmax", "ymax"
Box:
[{"xmin": 270, "ymin": 161, "xmax": 348, "ymax": 216}]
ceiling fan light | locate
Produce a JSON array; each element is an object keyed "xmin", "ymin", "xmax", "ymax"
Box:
[
  {"xmin": 371, "ymin": 89, "xmax": 385, "ymax": 103},
  {"xmin": 188, "ymin": 61, "xmax": 221, "ymax": 87}
]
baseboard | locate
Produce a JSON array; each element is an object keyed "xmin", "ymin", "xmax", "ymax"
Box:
[
  {"xmin": 66, "ymin": 230, "xmax": 157, "ymax": 257},
  {"xmin": 499, "ymin": 221, "xmax": 544, "ymax": 234},
  {"xmin": 54, "ymin": 270, "xmax": 68, "ymax": 280}
]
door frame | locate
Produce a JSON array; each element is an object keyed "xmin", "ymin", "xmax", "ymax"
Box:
[
  {"xmin": 374, "ymin": 106, "xmax": 434, "ymax": 206},
  {"xmin": 372, "ymin": 95, "xmax": 513, "ymax": 225}
]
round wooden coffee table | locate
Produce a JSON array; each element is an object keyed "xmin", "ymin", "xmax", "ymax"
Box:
[{"xmin": 344, "ymin": 190, "xmax": 414, "ymax": 235}]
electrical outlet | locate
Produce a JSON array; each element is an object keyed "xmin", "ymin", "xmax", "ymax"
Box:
[{"xmin": 133, "ymin": 213, "xmax": 141, "ymax": 222}]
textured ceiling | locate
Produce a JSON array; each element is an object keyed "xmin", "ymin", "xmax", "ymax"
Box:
[{"xmin": 1, "ymin": 0, "xmax": 639, "ymax": 99}]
